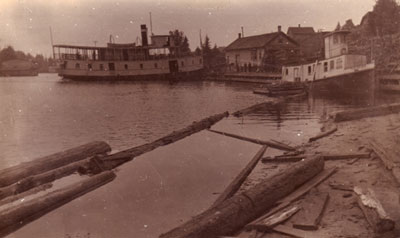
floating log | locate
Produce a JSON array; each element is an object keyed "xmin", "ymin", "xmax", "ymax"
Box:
[
  {"xmin": 333, "ymin": 103, "xmax": 400, "ymax": 122},
  {"xmin": 292, "ymin": 191, "xmax": 329, "ymax": 230},
  {"xmin": 246, "ymin": 167, "xmax": 336, "ymax": 229},
  {"xmin": 208, "ymin": 129, "xmax": 295, "ymax": 151},
  {"xmin": 246, "ymin": 205, "xmax": 300, "ymax": 232},
  {"xmin": 262, "ymin": 153, "xmax": 370, "ymax": 164},
  {"xmin": 212, "ymin": 145, "xmax": 268, "ymax": 208},
  {"xmin": 354, "ymin": 186, "xmax": 395, "ymax": 233},
  {"xmin": 232, "ymin": 100, "xmax": 280, "ymax": 117},
  {"xmin": 0, "ymin": 171, "xmax": 116, "ymax": 237},
  {"xmin": 73, "ymin": 112, "xmax": 229, "ymax": 174},
  {"xmin": 0, "ymin": 141, "xmax": 111, "ymax": 188},
  {"xmin": 0, "ymin": 183, "xmax": 52, "ymax": 207},
  {"xmin": 159, "ymin": 156, "xmax": 324, "ymax": 238},
  {"xmin": 308, "ymin": 126, "xmax": 337, "ymax": 142}
]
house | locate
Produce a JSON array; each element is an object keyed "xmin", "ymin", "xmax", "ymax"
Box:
[
  {"xmin": 287, "ymin": 25, "xmax": 326, "ymax": 61},
  {"xmin": 225, "ymin": 26, "xmax": 300, "ymax": 73}
]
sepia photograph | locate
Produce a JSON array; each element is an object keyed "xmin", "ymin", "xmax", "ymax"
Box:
[{"xmin": 1, "ymin": 0, "xmax": 400, "ymax": 237}]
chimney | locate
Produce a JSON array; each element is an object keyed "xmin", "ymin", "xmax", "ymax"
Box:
[
  {"xmin": 278, "ymin": 25, "xmax": 282, "ymax": 32},
  {"xmin": 140, "ymin": 24, "xmax": 148, "ymax": 46},
  {"xmin": 298, "ymin": 24, "xmax": 301, "ymax": 27},
  {"xmin": 238, "ymin": 33, "xmax": 242, "ymax": 39}
]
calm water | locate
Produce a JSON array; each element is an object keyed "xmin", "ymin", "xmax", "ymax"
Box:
[{"xmin": 0, "ymin": 74, "xmax": 395, "ymax": 238}]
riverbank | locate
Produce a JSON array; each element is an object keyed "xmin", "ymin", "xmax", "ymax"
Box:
[{"xmin": 237, "ymin": 104, "xmax": 400, "ymax": 237}]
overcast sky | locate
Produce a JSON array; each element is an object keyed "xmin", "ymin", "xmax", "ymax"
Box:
[{"xmin": 0, "ymin": 0, "xmax": 375, "ymax": 57}]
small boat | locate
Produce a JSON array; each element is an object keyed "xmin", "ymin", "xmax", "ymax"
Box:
[
  {"xmin": 53, "ymin": 24, "xmax": 203, "ymax": 81},
  {"xmin": 253, "ymin": 81, "xmax": 307, "ymax": 97},
  {"xmin": 282, "ymin": 30, "xmax": 375, "ymax": 94},
  {"xmin": 378, "ymin": 63, "xmax": 400, "ymax": 92}
]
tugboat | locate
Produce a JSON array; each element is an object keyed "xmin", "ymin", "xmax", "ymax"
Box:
[
  {"xmin": 54, "ymin": 24, "xmax": 203, "ymax": 81},
  {"xmin": 282, "ymin": 30, "xmax": 375, "ymax": 94}
]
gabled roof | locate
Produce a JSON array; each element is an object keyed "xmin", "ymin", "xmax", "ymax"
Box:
[
  {"xmin": 287, "ymin": 27, "xmax": 315, "ymax": 35},
  {"xmin": 225, "ymin": 32, "xmax": 298, "ymax": 51}
]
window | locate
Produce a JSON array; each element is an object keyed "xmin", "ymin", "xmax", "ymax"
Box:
[
  {"xmin": 251, "ymin": 50, "xmax": 257, "ymax": 60},
  {"xmin": 199, "ymin": 58, "xmax": 202, "ymax": 64},
  {"xmin": 181, "ymin": 61, "xmax": 184, "ymax": 67},
  {"xmin": 336, "ymin": 58, "xmax": 343, "ymax": 69},
  {"xmin": 324, "ymin": 62, "xmax": 328, "ymax": 72},
  {"xmin": 333, "ymin": 35, "xmax": 338, "ymax": 44},
  {"xmin": 308, "ymin": 66, "xmax": 312, "ymax": 75},
  {"xmin": 99, "ymin": 64, "xmax": 104, "ymax": 70},
  {"xmin": 75, "ymin": 63, "xmax": 80, "ymax": 69},
  {"xmin": 154, "ymin": 63, "xmax": 158, "ymax": 68},
  {"xmin": 124, "ymin": 64, "xmax": 128, "ymax": 70},
  {"xmin": 140, "ymin": 64, "xmax": 143, "ymax": 69},
  {"xmin": 88, "ymin": 64, "xmax": 92, "ymax": 70},
  {"xmin": 285, "ymin": 68, "xmax": 289, "ymax": 75},
  {"xmin": 108, "ymin": 63, "xmax": 115, "ymax": 71},
  {"xmin": 330, "ymin": 60, "xmax": 334, "ymax": 70}
]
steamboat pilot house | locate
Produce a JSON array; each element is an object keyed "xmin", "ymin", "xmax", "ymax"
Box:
[
  {"xmin": 54, "ymin": 25, "xmax": 203, "ymax": 80},
  {"xmin": 282, "ymin": 30, "xmax": 375, "ymax": 94}
]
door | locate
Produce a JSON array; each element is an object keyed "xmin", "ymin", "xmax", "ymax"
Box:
[
  {"xmin": 108, "ymin": 62, "xmax": 115, "ymax": 71},
  {"xmin": 169, "ymin": 60, "xmax": 179, "ymax": 73}
]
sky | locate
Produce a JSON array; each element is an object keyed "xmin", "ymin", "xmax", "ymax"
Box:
[{"xmin": 0, "ymin": 0, "xmax": 376, "ymax": 57}]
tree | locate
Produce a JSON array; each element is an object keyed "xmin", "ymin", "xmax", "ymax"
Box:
[
  {"xmin": 373, "ymin": 0, "xmax": 400, "ymax": 35},
  {"xmin": 0, "ymin": 46, "xmax": 17, "ymax": 62},
  {"xmin": 169, "ymin": 30, "xmax": 190, "ymax": 54}
]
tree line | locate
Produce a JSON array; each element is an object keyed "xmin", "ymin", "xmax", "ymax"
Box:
[{"xmin": 0, "ymin": 46, "xmax": 54, "ymax": 72}]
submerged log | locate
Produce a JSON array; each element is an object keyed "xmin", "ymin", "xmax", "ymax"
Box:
[
  {"xmin": 0, "ymin": 141, "xmax": 111, "ymax": 188},
  {"xmin": 232, "ymin": 100, "xmax": 280, "ymax": 117},
  {"xmin": 354, "ymin": 186, "xmax": 395, "ymax": 233},
  {"xmin": 333, "ymin": 103, "xmax": 400, "ymax": 122},
  {"xmin": 208, "ymin": 129, "xmax": 295, "ymax": 151},
  {"xmin": 212, "ymin": 145, "xmax": 268, "ymax": 208},
  {"xmin": 159, "ymin": 156, "xmax": 324, "ymax": 238},
  {"xmin": 0, "ymin": 171, "xmax": 116, "ymax": 237},
  {"xmin": 309, "ymin": 126, "xmax": 337, "ymax": 142}
]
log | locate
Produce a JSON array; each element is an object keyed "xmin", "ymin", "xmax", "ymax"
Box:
[
  {"xmin": 0, "ymin": 141, "xmax": 111, "ymax": 188},
  {"xmin": 322, "ymin": 153, "xmax": 370, "ymax": 161},
  {"xmin": 292, "ymin": 192, "xmax": 329, "ymax": 230},
  {"xmin": 159, "ymin": 156, "xmax": 324, "ymax": 238},
  {"xmin": 308, "ymin": 126, "xmax": 337, "ymax": 142},
  {"xmin": 0, "ymin": 183, "xmax": 52, "ymax": 207},
  {"xmin": 0, "ymin": 171, "xmax": 116, "ymax": 237},
  {"xmin": 328, "ymin": 182, "xmax": 353, "ymax": 192},
  {"xmin": 246, "ymin": 167, "xmax": 336, "ymax": 228},
  {"xmin": 208, "ymin": 129, "xmax": 295, "ymax": 151},
  {"xmin": 333, "ymin": 103, "xmax": 400, "ymax": 122},
  {"xmin": 369, "ymin": 140, "xmax": 396, "ymax": 170},
  {"xmin": 246, "ymin": 205, "xmax": 300, "ymax": 232},
  {"xmin": 353, "ymin": 186, "xmax": 395, "ymax": 233},
  {"xmin": 272, "ymin": 225, "xmax": 316, "ymax": 238},
  {"xmin": 212, "ymin": 145, "xmax": 268, "ymax": 208},
  {"xmin": 232, "ymin": 101, "xmax": 279, "ymax": 117},
  {"xmin": 262, "ymin": 153, "xmax": 370, "ymax": 164},
  {"xmin": 262, "ymin": 155, "xmax": 305, "ymax": 163}
]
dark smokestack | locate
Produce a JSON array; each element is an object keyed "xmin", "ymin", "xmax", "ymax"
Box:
[
  {"xmin": 238, "ymin": 33, "xmax": 241, "ymax": 39},
  {"xmin": 141, "ymin": 24, "xmax": 148, "ymax": 46},
  {"xmin": 298, "ymin": 24, "xmax": 301, "ymax": 27},
  {"xmin": 278, "ymin": 25, "xmax": 282, "ymax": 32}
]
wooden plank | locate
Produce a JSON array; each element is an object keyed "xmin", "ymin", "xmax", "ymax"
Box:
[
  {"xmin": 246, "ymin": 166, "xmax": 336, "ymax": 228},
  {"xmin": 369, "ymin": 140, "xmax": 395, "ymax": 170},
  {"xmin": 273, "ymin": 225, "xmax": 315, "ymax": 238},
  {"xmin": 354, "ymin": 186, "xmax": 395, "ymax": 233},
  {"xmin": 0, "ymin": 171, "xmax": 116, "ymax": 237},
  {"xmin": 212, "ymin": 145, "xmax": 268, "ymax": 207},
  {"xmin": 262, "ymin": 153, "xmax": 370, "ymax": 164},
  {"xmin": 208, "ymin": 129, "xmax": 295, "ymax": 151},
  {"xmin": 0, "ymin": 141, "xmax": 111, "ymax": 188},
  {"xmin": 159, "ymin": 157, "xmax": 324, "ymax": 238},
  {"xmin": 246, "ymin": 205, "xmax": 300, "ymax": 232},
  {"xmin": 292, "ymin": 192, "xmax": 330, "ymax": 230},
  {"xmin": 309, "ymin": 126, "xmax": 337, "ymax": 142}
]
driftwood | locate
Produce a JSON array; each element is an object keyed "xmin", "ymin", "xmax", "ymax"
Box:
[
  {"xmin": 328, "ymin": 182, "xmax": 353, "ymax": 192},
  {"xmin": 369, "ymin": 140, "xmax": 400, "ymax": 184},
  {"xmin": 292, "ymin": 191, "xmax": 329, "ymax": 230},
  {"xmin": 309, "ymin": 126, "xmax": 337, "ymax": 142},
  {"xmin": 354, "ymin": 186, "xmax": 395, "ymax": 233},
  {"xmin": 333, "ymin": 103, "xmax": 400, "ymax": 122},
  {"xmin": 245, "ymin": 167, "xmax": 336, "ymax": 230},
  {"xmin": 0, "ymin": 141, "xmax": 111, "ymax": 188},
  {"xmin": 208, "ymin": 129, "xmax": 295, "ymax": 151},
  {"xmin": 212, "ymin": 145, "xmax": 268, "ymax": 208},
  {"xmin": 159, "ymin": 156, "xmax": 324, "ymax": 238},
  {"xmin": 262, "ymin": 153, "xmax": 370, "ymax": 164},
  {"xmin": 0, "ymin": 171, "xmax": 116, "ymax": 237},
  {"xmin": 246, "ymin": 205, "xmax": 300, "ymax": 232},
  {"xmin": 0, "ymin": 183, "xmax": 52, "ymax": 207}
]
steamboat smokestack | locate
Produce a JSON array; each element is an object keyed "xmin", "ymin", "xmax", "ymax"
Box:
[{"xmin": 141, "ymin": 24, "xmax": 148, "ymax": 46}]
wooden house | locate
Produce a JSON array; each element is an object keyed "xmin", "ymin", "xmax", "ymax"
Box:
[
  {"xmin": 287, "ymin": 25, "xmax": 326, "ymax": 61},
  {"xmin": 225, "ymin": 26, "xmax": 300, "ymax": 73}
]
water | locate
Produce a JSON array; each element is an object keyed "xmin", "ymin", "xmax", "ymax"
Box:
[{"xmin": 1, "ymin": 74, "xmax": 398, "ymax": 238}]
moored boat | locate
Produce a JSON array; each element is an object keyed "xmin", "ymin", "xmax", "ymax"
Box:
[
  {"xmin": 282, "ymin": 30, "xmax": 375, "ymax": 94},
  {"xmin": 54, "ymin": 24, "xmax": 203, "ymax": 81}
]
